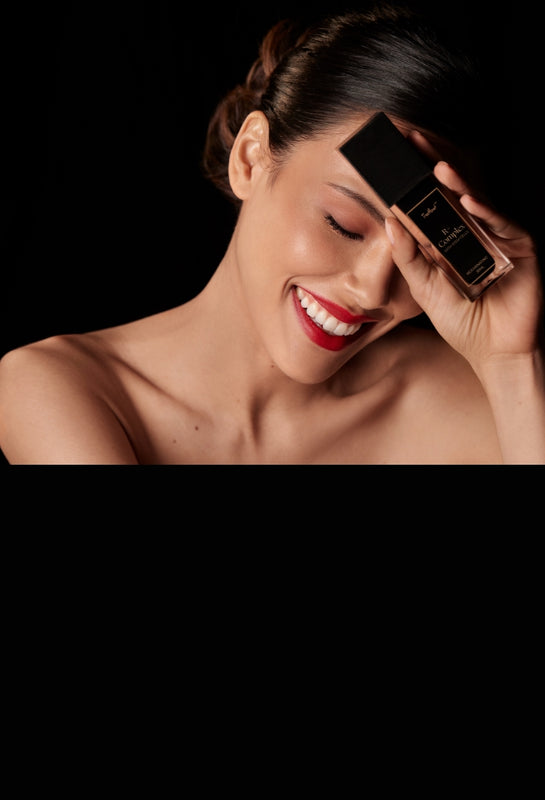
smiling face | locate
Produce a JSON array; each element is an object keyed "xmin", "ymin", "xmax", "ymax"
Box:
[{"xmin": 227, "ymin": 112, "xmax": 423, "ymax": 384}]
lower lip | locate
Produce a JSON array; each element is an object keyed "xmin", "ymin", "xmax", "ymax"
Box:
[{"xmin": 291, "ymin": 288, "xmax": 373, "ymax": 351}]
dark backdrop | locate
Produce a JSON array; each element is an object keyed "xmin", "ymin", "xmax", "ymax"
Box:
[{"xmin": 1, "ymin": 0, "xmax": 542, "ymax": 354}]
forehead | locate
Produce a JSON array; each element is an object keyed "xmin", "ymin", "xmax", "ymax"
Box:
[
  {"xmin": 273, "ymin": 120, "xmax": 362, "ymax": 187},
  {"xmin": 270, "ymin": 118, "xmax": 365, "ymax": 197},
  {"xmin": 289, "ymin": 114, "xmax": 478, "ymax": 190},
  {"xmin": 277, "ymin": 116, "xmax": 414, "ymax": 183}
]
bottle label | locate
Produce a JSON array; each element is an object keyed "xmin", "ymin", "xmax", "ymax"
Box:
[{"xmin": 406, "ymin": 188, "xmax": 495, "ymax": 284}]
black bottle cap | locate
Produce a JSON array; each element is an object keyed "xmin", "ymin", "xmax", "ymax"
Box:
[{"xmin": 340, "ymin": 112, "xmax": 431, "ymax": 207}]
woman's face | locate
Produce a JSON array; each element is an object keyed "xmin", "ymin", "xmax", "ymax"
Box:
[{"xmin": 231, "ymin": 116, "xmax": 423, "ymax": 384}]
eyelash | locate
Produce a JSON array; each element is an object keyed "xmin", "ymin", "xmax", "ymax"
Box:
[{"xmin": 325, "ymin": 214, "xmax": 362, "ymax": 241}]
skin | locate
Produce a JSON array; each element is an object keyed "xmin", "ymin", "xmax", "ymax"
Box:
[{"xmin": 0, "ymin": 111, "xmax": 543, "ymax": 464}]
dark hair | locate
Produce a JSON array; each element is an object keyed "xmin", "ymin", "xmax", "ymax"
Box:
[{"xmin": 203, "ymin": 3, "xmax": 485, "ymax": 207}]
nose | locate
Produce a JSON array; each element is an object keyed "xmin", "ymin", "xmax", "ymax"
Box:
[{"xmin": 342, "ymin": 231, "xmax": 397, "ymax": 312}]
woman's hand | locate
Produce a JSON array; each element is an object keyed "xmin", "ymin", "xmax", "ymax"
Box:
[{"xmin": 385, "ymin": 158, "xmax": 544, "ymax": 375}]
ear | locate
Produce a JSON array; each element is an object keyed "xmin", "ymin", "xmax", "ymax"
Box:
[{"xmin": 228, "ymin": 111, "xmax": 270, "ymax": 201}]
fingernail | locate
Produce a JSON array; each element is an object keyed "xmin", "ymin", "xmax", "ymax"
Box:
[{"xmin": 385, "ymin": 218, "xmax": 395, "ymax": 245}]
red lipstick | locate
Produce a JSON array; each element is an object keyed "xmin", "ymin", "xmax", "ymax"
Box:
[
  {"xmin": 292, "ymin": 286, "xmax": 376, "ymax": 352},
  {"xmin": 298, "ymin": 287, "xmax": 376, "ymax": 324}
]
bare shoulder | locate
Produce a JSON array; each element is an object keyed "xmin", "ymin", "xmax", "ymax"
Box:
[
  {"xmin": 352, "ymin": 323, "xmax": 502, "ymax": 463},
  {"xmin": 389, "ymin": 323, "xmax": 486, "ymax": 396},
  {"xmin": 0, "ymin": 302, "xmax": 203, "ymax": 464},
  {"xmin": 0, "ymin": 332, "xmax": 138, "ymax": 464},
  {"xmin": 353, "ymin": 322, "xmax": 480, "ymax": 385},
  {"xmin": 397, "ymin": 324, "xmax": 502, "ymax": 462}
]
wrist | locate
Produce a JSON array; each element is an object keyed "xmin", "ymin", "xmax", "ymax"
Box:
[
  {"xmin": 475, "ymin": 350, "xmax": 545, "ymax": 395},
  {"xmin": 475, "ymin": 349, "xmax": 545, "ymax": 464}
]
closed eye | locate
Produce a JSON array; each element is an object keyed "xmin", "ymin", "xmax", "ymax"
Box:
[{"xmin": 325, "ymin": 214, "xmax": 363, "ymax": 241}]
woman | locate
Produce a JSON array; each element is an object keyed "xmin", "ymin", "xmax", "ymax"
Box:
[{"xmin": 0, "ymin": 3, "xmax": 543, "ymax": 464}]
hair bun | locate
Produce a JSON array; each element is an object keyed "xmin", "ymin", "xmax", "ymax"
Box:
[{"xmin": 202, "ymin": 19, "xmax": 306, "ymax": 204}]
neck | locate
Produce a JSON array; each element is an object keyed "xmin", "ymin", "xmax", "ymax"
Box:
[{"xmin": 181, "ymin": 252, "xmax": 327, "ymax": 429}]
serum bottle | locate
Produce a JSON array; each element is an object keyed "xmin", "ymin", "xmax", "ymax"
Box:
[{"xmin": 340, "ymin": 113, "xmax": 513, "ymax": 301}]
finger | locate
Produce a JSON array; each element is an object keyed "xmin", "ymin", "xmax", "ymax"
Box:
[
  {"xmin": 385, "ymin": 217, "xmax": 459, "ymax": 307},
  {"xmin": 433, "ymin": 160, "xmax": 473, "ymax": 196},
  {"xmin": 407, "ymin": 130, "xmax": 444, "ymax": 164},
  {"xmin": 435, "ymin": 163, "xmax": 532, "ymax": 251},
  {"xmin": 459, "ymin": 193, "xmax": 529, "ymax": 241}
]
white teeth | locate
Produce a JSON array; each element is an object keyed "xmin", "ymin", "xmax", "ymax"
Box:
[
  {"xmin": 333, "ymin": 321, "xmax": 350, "ymax": 335},
  {"xmin": 295, "ymin": 287, "xmax": 361, "ymax": 336},
  {"xmin": 322, "ymin": 316, "xmax": 338, "ymax": 333},
  {"xmin": 314, "ymin": 309, "xmax": 328, "ymax": 326}
]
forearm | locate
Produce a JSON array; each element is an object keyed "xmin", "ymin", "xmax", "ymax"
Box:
[{"xmin": 477, "ymin": 350, "xmax": 545, "ymax": 464}]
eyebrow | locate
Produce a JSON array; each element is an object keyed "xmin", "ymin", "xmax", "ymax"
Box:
[{"xmin": 326, "ymin": 182, "xmax": 385, "ymax": 223}]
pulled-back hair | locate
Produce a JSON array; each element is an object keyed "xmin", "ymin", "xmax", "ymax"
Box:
[{"xmin": 203, "ymin": 3, "xmax": 485, "ymax": 207}]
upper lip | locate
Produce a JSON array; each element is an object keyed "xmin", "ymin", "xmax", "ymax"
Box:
[{"xmin": 296, "ymin": 286, "xmax": 377, "ymax": 324}]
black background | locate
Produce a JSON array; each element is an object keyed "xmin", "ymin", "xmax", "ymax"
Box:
[{"xmin": 1, "ymin": 1, "xmax": 542, "ymax": 355}]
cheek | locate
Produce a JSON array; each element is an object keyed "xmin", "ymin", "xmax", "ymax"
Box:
[
  {"xmin": 265, "ymin": 196, "xmax": 341, "ymax": 279},
  {"xmin": 280, "ymin": 224, "xmax": 328, "ymax": 275},
  {"xmin": 241, "ymin": 189, "xmax": 329, "ymax": 280}
]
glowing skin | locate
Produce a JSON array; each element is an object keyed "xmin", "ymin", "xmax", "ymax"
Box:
[
  {"xmin": 228, "ymin": 114, "xmax": 422, "ymax": 384},
  {"xmin": 0, "ymin": 112, "xmax": 542, "ymax": 464}
]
